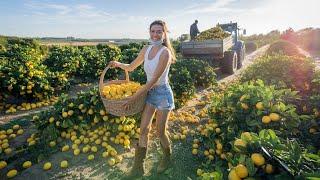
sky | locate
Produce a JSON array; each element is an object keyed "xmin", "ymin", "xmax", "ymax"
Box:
[{"xmin": 0, "ymin": 0, "xmax": 319, "ymax": 39}]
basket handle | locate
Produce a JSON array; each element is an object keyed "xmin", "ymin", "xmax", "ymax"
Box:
[{"xmin": 99, "ymin": 64, "xmax": 130, "ymax": 96}]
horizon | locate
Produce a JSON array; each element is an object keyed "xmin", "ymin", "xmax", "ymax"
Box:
[{"xmin": 0, "ymin": 0, "xmax": 319, "ymax": 39}]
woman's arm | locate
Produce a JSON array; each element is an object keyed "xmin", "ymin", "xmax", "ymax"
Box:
[
  {"xmin": 134, "ymin": 49, "xmax": 171, "ymax": 96},
  {"xmin": 109, "ymin": 46, "xmax": 148, "ymax": 72}
]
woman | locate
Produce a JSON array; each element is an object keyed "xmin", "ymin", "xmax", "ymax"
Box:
[{"xmin": 109, "ymin": 20, "xmax": 176, "ymax": 177}]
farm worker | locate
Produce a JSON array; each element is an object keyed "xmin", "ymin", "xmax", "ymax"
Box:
[
  {"xmin": 190, "ymin": 20, "xmax": 200, "ymax": 41},
  {"xmin": 109, "ymin": 20, "xmax": 176, "ymax": 178}
]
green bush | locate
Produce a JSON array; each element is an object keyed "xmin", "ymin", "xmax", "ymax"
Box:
[
  {"xmin": 266, "ymin": 40, "xmax": 304, "ymax": 57},
  {"xmin": 240, "ymin": 54, "xmax": 315, "ymax": 92},
  {"xmin": 44, "ymin": 46, "xmax": 84, "ymax": 76},
  {"xmin": 174, "ymin": 59, "xmax": 217, "ymax": 87}
]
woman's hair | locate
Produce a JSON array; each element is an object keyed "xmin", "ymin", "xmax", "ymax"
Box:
[{"xmin": 149, "ymin": 20, "xmax": 176, "ymax": 62}]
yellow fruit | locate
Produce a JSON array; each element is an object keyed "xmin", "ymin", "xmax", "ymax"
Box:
[
  {"xmin": 217, "ymin": 143, "xmax": 223, "ymax": 150},
  {"xmin": 241, "ymin": 103, "xmax": 249, "ymax": 110},
  {"xmin": 228, "ymin": 169, "xmax": 241, "ymax": 180},
  {"xmin": 17, "ymin": 129, "xmax": 24, "ymax": 135},
  {"xmin": 265, "ymin": 164, "xmax": 274, "ymax": 174},
  {"xmin": 251, "ymin": 153, "xmax": 265, "ymax": 166},
  {"xmin": 192, "ymin": 149, "xmax": 198, "ymax": 155},
  {"xmin": 5, "ymin": 148, "xmax": 12, "ymax": 154},
  {"xmin": 270, "ymin": 113, "xmax": 280, "ymax": 121},
  {"xmin": 262, "ymin": 116, "xmax": 271, "ymax": 124},
  {"xmin": 43, "ymin": 162, "xmax": 52, "ymax": 170},
  {"xmin": 75, "ymin": 139, "xmax": 81, "ymax": 145},
  {"xmin": 13, "ymin": 125, "xmax": 20, "ymax": 130},
  {"xmin": 0, "ymin": 161, "xmax": 7, "ymax": 169},
  {"xmin": 62, "ymin": 112, "xmax": 68, "ymax": 118},
  {"xmin": 23, "ymin": 161, "xmax": 32, "ymax": 168},
  {"xmin": 49, "ymin": 117, "xmax": 54, "ymax": 123},
  {"xmin": 67, "ymin": 110, "xmax": 74, "ymax": 116},
  {"xmin": 197, "ymin": 169, "xmax": 203, "ymax": 176},
  {"xmin": 173, "ymin": 134, "xmax": 179, "ymax": 140},
  {"xmin": 235, "ymin": 164, "xmax": 248, "ymax": 178},
  {"xmin": 6, "ymin": 129, "xmax": 13, "ymax": 135},
  {"xmin": 62, "ymin": 145, "xmax": 70, "ymax": 152},
  {"xmin": 82, "ymin": 146, "xmax": 90, "ymax": 153},
  {"xmin": 60, "ymin": 160, "xmax": 68, "ymax": 168},
  {"xmin": 241, "ymin": 132, "xmax": 252, "ymax": 141},
  {"xmin": 309, "ymin": 128, "xmax": 317, "ymax": 134},
  {"xmin": 7, "ymin": 169, "xmax": 18, "ymax": 178},
  {"xmin": 215, "ymin": 128, "xmax": 221, "ymax": 134},
  {"xmin": 91, "ymin": 146, "xmax": 98, "ymax": 152},
  {"xmin": 256, "ymin": 102, "xmax": 264, "ymax": 110},
  {"xmin": 49, "ymin": 141, "xmax": 56, "ymax": 147},
  {"xmin": 234, "ymin": 139, "xmax": 247, "ymax": 152},
  {"xmin": 88, "ymin": 154, "xmax": 95, "ymax": 160},
  {"xmin": 192, "ymin": 144, "xmax": 199, "ymax": 149},
  {"xmin": 74, "ymin": 149, "xmax": 80, "ymax": 156},
  {"xmin": 108, "ymin": 158, "xmax": 116, "ymax": 166},
  {"xmin": 2, "ymin": 142, "xmax": 9, "ymax": 149}
]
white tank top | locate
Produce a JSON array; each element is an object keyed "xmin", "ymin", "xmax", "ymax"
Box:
[{"xmin": 143, "ymin": 45, "xmax": 171, "ymax": 86}]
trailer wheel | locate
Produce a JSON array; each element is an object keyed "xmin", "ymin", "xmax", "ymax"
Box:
[{"xmin": 221, "ymin": 50, "xmax": 237, "ymax": 74}]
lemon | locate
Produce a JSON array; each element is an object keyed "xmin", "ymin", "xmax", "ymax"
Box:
[
  {"xmin": 88, "ymin": 154, "xmax": 95, "ymax": 160},
  {"xmin": 67, "ymin": 110, "xmax": 74, "ymax": 116},
  {"xmin": 43, "ymin": 162, "xmax": 52, "ymax": 170},
  {"xmin": 262, "ymin": 116, "xmax": 271, "ymax": 124},
  {"xmin": 13, "ymin": 125, "xmax": 20, "ymax": 130},
  {"xmin": 234, "ymin": 139, "xmax": 247, "ymax": 152},
  {"xmin": 6, "ymin": 129, "xmax": 13, "ymax": 135},
  {"xmin": 49, "ymin": 117, "xmax": 55, "ymax": 123},
  {"xmin": 49, "ymin": 141, "xmax": 56, "ymax": 147},
  {"xmin": 197, "ymin": 169, "xmax": 203, "ymax": 176},
  {"xmin": 192, "ymin": 149, "xmax": 198, "ymax": 155},
  {"xmin": 108, "ymin": 158, "xmax": 116, "ymax": 166},
  {"xmin": 270, "ymin": 113, "xmax": 280, "ymax": 121},
  {"xmin": 228, "ymin": 169, "xmax": 241, "ymax": 180},
  {"xmin": 4, "ymin": 148, "xmax": 12, "ymax": 155},
  {"xmin": 216, "ymin": 143, "xmax": 223, "ymax": 150},
  {"xmin": 256, "ymin": 102, "xmax": 264, "ymax": 110},
  {"xmin": 74, "ymin": 149, "xmax": 80, "ymax": 156},
  {"xmin": 251, "ymin": 153, "xmax": 265, "ymax": 166},
  {"xmin": 0, "ymin": 161, "xmax": 7, "ymax": 169},
  {"xmin": 7, "ymin": 169, "xmax": 18, "ymax": 178},
  {"xmin": 62, "ymin": 145, "xmax": 70, "ymax": 152},
  {"xmin": 192, "ymin": 144, "xmax": 199, "ymax": 149},
  {"xmin": 235, "ymin": 164, "xmax": 248, "ymax": 178},
  {"xmin": 17, "ymin": 129, "xmax": 24, "ymax": 135},
  {"xmin": 23, "ymin": 161, "xmax": 32, "ymax": 168},
  {"xmin": 102, "ymin": 151, "xmax": 109, "ymax": 158},
  {"xmin": 60, "ymin": 160, "xmax": 68, "ymax": 168},
  {"xmin": 241, "ymin": 103, "xmax": 249, "ymax": 110},
  {"xmin": 62, "ymin": 112, "xmax": 68, "ymax": 118},
  {"xmin": 241, "ymin": 132, "xmax": 252, "ymax": 141},
  {"xmin": 91, "ymin": 146, "xmax": 98, "ymax": 152},
  {"xmin": 82, "ymin": 146, "xmax": 90, "ymax": 153},
  {"xmin": 264, "ymin": 164, "xmax": 274, "ymax": 174}
]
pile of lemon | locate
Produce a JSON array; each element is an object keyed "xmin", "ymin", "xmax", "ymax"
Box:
[{"xmin": 102, "ymin": 82, "xmax": 142, "ymax": 100}]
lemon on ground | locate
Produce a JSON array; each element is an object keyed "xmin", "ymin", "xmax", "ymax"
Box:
[
  {"xmin": 234, "ymin": 139, "xmax": 247, "ymax": 152},
  {"xmin": 256, "ymin": 102, "xmax": 264, "ymax": 110},
  {"xmin": 7, "ymin": 169, "xmax": 18, "ymax": 178},
  {"xmin": 88, "ymin": 154, "xmax": 95, "ymax": 160},
  {"xmin": 62, "ymin": 145, "xmax": 70, "ymax": 152},
  {"xmin": 108, "ymin": 158, "xmax": 116, "ymax": 166},
  {"xmin": 43, "ymin": 162, "xmax": 52, "ymax": 170},
  {"xmin": 265, "ymin": 164, "xmax": 274, "ymax": 174},
  {"xmin": 60, "ymin": 160, "xmax": 68, "ymax": 168},
  {"xmin": 23, "ymin": 161, "xmax": 32, "ymax": 168},
  {"xmin": 0, "ymin": 161, "xmax": 7, "ymax": 169},
  {"xmin": 74, "ymin": 149, "xmax": 80, "ymax": 156}
]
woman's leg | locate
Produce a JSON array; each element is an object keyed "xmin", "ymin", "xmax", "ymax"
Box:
[
  {"xmin": 155, "ymin": 109, "xmax": 172, "ymax": 173},
  {"xmin": 128, "ymin": 103, "xmax": 156, "ymax": 177},
  {"xmin": 155, "ymin": 110, "xmax": 171, "ymax": 147},
  {"xmin": 139, "ymin": 103, "xmax": 156, "ymax": 147}
]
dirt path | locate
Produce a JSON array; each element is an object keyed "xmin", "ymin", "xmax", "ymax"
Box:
[
  {"xmin": 297, "ymin": 47, "xmax": 320, "ymax": 70},
  {"xmin": 9, "ymin": 45, "xmax": 270, "ymax": 180}
]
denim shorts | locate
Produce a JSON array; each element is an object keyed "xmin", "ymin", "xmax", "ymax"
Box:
[{"xmin": 145, "ymin": 83, "xmax": 175, "ymax": 111}]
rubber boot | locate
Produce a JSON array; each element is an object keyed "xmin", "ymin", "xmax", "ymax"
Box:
[{"xmin": 126, "ymin": 144, "xmax": 147, "ymax": 178}]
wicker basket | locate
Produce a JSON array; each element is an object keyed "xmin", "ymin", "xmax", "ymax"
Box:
[{"xmin": 99, "ymin": 65, "xmax": 147, "ymax": 116}]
